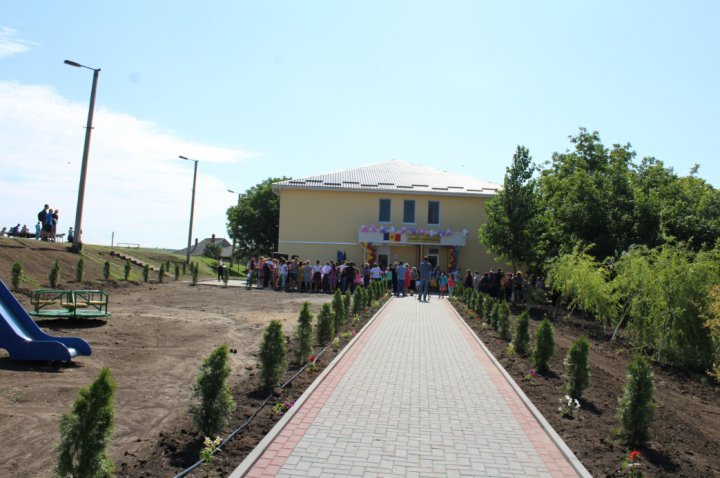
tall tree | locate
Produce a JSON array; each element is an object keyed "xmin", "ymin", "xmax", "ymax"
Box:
[
  {"xmin": 226, "ymin": 177, "xmax": 288, "ymax": 259},
  {"xmin": 539, "ymin": 128, "xmax": 636, "ymax": 260},
  {"xmin": 479, "ymin": 145, "xmax": 541, "ymax": 272}
]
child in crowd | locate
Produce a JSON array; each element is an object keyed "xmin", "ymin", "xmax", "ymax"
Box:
[
  {"xmin": 439, "ymin": 272, "xmax": 448, "ymax": 299},
  {"xmin": 447, "ymin": 272, "xmax": 455, "ymax": 297}
]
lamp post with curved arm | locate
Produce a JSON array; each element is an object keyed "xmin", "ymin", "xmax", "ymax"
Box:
[
  {"xmin": 64, "ymin": 59, "xmax": 100, "ymax": 252},
  {"xmin": 179, "ymin": 155, "xmax": 198, "ymax": 264}
]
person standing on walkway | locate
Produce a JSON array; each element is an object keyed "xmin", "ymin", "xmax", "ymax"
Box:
[
  {"xmin": 418, "ymin": 256, "xmax": 432, "ymax": 302},
  {"xmin": 439, "ymin": 272, "xmax": 448, "ymax": 299},
  {"xmin": 396, "ymin": 261, "xmax": 407, "ymax": 296},
  {"xmin": 217, "ymin": 259, "xmax": 225, "ymax": 281}
]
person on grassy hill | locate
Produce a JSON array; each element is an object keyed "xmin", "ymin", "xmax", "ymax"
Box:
[
  {"xmin": 41, "ymin": 208, "xmax": 54, "ymax": 241},
  {"xmin": 51, "ymin": 209, "xmax": 59, "ymax": 241}
]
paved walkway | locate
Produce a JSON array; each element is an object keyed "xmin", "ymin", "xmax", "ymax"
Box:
[{"xmin": 231, "ymin": 297, "xmax": 591, "ymax": 477}]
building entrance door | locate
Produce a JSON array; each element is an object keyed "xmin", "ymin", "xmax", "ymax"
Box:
[
  {"xmin": 377, "ymin": 247, "xmax": 390, "ymax": 269},
  {"xmin": 427, "ymin": 248, "xmax": 439, "ymax": 269}
]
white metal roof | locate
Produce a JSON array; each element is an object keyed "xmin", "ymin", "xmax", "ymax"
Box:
[{"xmin": 273, "ymin": 160, "xmax": 500, "ymax": 197}]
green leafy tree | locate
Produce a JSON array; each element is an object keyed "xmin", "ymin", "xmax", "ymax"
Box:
[
  {"xmin": 124, "ymin": 260, "xmax": 131, "ymax": 281},
  {"xmin": 343, "ymin": 290, "xmax": 351, "ymax": 319},
  {"xmin": 617, "ymin": 355, "xmax": 655, "ymax": 447},
  {"xmin": 563, "ymin": 336, "xmax": 590, "ymax": 400},
  {"xmin": 316, "ymin": 303, "xmax": 335, "ymax": 346},
  {"xmin": 203, "ymin": 242, "xmax": 222, "ymax": 259},
  {"xmin": 259, "ymin": 320, "xmax": 287, "ymax": 391},
  {"xmin": 611, "ymin": 244, "xmax": 719, "ymax": 371},
  {"xmin": 352, "ymin": 287, "xmax": 363, "ymax": 316},
  {"xmin": 158, "ymin": 264, "xmax": 165, "ymax": 283},
  {"xmin": 332, "ymin": 289, "xmax": 345, "ymax": 332},
  {"xmin": 174, "ymin": 263, "xmax": 180, "ymax": 280},
  {"xmin": 75, "ymin": 258, "xmax": 84, "ymax": 283},
  {"xmin": 513, "ymin": 309, "xmax": 530, "ymax": 356},
  {"xmin": 532, "ymin": 317, "xmax": 555, "ymax": 374},
  {"xmin": 226, "ymin": 177, "xmax": 288, "ymax": 258},
  {"xmin": 189, "ymin": 345, "xmax": 236, "ymax": 436},
  {"xmin": 142, "ymin": 264, "xmax": 149, "ymax": 283},
  {"xmin": 103, "ymin": 261, "xmax": 110, "ymax": 281},
  {"xmin": 56, "ymin": 368, "xmax": 115, "ymax": 478},
  {"xmin": 490, "ymin": 301, "xmax": 500, "ymax": 330},
  {"xmin": 482, "ymin": 296, "xmax": 494, "ymax": 325},
  {"xmin": 538, "ymin": 128, "xmax": 636, "ymax": 260},
  {"xmin": 497, "ymin": 301, "xmax": 511, "ymax": 341},
  {"xmin": 546, "ymin": 248, "xmax": 615, "ymax": 324},
  {"xmin": 49, "ymin": 259, "xmax": 61, "ymax": 288},
  {"xmin": 294, "ymin": 302, "xmax": 314, "ymax": 365},
  {"xmin": 479, "ymin": 145, "xmax": 542, "ymax": 272},
  {"xmin": 11, "ymin": 262, "xmax": 22, "ymax": 290},
  {"xmin": 191, "ymin": 262, "xmax": 199, "ymax": 285}
]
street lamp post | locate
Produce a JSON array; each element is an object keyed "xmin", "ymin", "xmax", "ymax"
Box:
[
  {"xmin": 64, "ymin": 59, "xmax": 100, "ymax": 253},
  {"xmin": 179, "ymin": 156, "xmax": 199, "ymax": 264},
  {"xmin": 227, "ymin": 189, "xmax": 241, "ymax": 270}
]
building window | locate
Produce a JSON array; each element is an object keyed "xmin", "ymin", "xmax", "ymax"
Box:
[
  {"xmin": 428, "ymin": 201, "xmax": 440, "ymax": 225},
  {"xmin": 379, "ymin": 199, "xmax": 391, "ymax": 223},
  {"xmin": 403, "ymin": 200, "xmax": 415, "ymax": 223}
]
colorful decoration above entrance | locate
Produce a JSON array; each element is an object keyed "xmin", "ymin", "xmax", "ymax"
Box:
[
  {"xmin": 358, "ymin": 225, "xmax": 468, "ymax": 247},
  {"xmin": 359, "ymin": 224, "xmax": 469, "ymax": 237}
]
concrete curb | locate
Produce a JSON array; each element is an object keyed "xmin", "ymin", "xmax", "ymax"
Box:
[{"xmin": 447, "ymin": 301, "xmax": 592, "ymax": 478}]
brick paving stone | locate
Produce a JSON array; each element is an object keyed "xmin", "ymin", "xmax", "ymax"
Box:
[{"xmin": 232, "ymin": 298, "xmax": 591, "ymax": 477}]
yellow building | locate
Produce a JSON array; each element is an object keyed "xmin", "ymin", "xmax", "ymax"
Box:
[{"xmin": 273, "ymin": 160, "xmax": 506, "ymax": 272}]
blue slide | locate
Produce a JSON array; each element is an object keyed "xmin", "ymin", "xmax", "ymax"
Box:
[{"xmin": 0, "ymin": 279, "xmax": 91, "ymax": 361}]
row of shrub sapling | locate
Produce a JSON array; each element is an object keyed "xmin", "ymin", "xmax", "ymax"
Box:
[
  {"xmin": 53, "ymin": 279, "xmax": 388, "ymax": 476},
  {"xmin": 8, "ymin": 256, "xmax": 191, "ymax": 291},
  {"xmin": 452, "ymin": 284, "xmax": 655, "ymax": 468}
]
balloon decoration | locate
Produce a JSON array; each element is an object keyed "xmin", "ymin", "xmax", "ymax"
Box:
[
  {"xmin": 448, "ymin": 246, "xmax": 459, "ymax": 272},
  {"xmin": 358, "ymin": 225, "xmax": 459, "ymax": 238},
  {"xmin": 363, "ymin": 242, "xmax": 377, "ymax": 265}
]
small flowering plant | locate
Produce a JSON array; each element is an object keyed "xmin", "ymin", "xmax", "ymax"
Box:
[
  {"xmin": 524, "ymin": 368, "xmax": 538, "ymax": 381},
  {"xmin": 200, "ymin": 436, "xmax": 222, "ymax": 463},
  {"xmin": 272, "ymin": 400, "xmax": 296, "ymax": 416},
  {"xmin": 506, "ymin": 343, "xmax": 516, "ymax": 357},
  {"xmin": 559, "ymin": 395, "xmax": 581, "ymax": 418},
  {"xmin": 620, "ymin": 450, "xmax": 644, "ymax": 477}
]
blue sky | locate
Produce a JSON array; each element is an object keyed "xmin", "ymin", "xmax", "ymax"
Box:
[{"xmin": 1, "ymin": 1, "xmax": 718, "ymax": 249}]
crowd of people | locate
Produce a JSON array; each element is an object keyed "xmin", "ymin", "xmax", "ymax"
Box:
[
  {"xmin": 0, "ymin": 205, "xmax": 74, "ymax": 242},
  {"xmin": 461, "ymin": 268, "xmax": 546, "ymax": 304},
  {"xmin": 237, "ymin": 255, "xmax": 546, "ymax": 303}
]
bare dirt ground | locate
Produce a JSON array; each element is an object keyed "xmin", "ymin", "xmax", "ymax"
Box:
[
  {"xmin": 2, "ymin": 238, "xmax": 720, "ymax": 477},
  {"xmin": 0, "ymin": 238, "xmax": 333, "ymax": 478}
]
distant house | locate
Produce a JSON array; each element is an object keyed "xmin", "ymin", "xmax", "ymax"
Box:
[
  {"xmin": 175, "ymin": 234, "xmax": 231, "ymax": 258},
  {"xmin": 272, "ymin": 160, "xmax": 508, "ymax": 272}
]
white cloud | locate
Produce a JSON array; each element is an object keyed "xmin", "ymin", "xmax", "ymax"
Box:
[
  {"xmin": 0, "ymin": 27, "xmax": 39, "ymax": 58},
  {"xmin": 0, "ymin": 81, "xmax": 254, "ymax": 249}
]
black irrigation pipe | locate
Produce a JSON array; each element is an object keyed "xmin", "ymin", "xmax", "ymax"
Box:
[{"xmin": 172, "ymin": 346, "xmax": 330, "ymax": 478}]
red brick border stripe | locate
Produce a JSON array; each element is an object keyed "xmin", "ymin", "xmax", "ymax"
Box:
[{"xmin": 233, "ymin": 300, "xmax": 394, "ymax": 477}]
